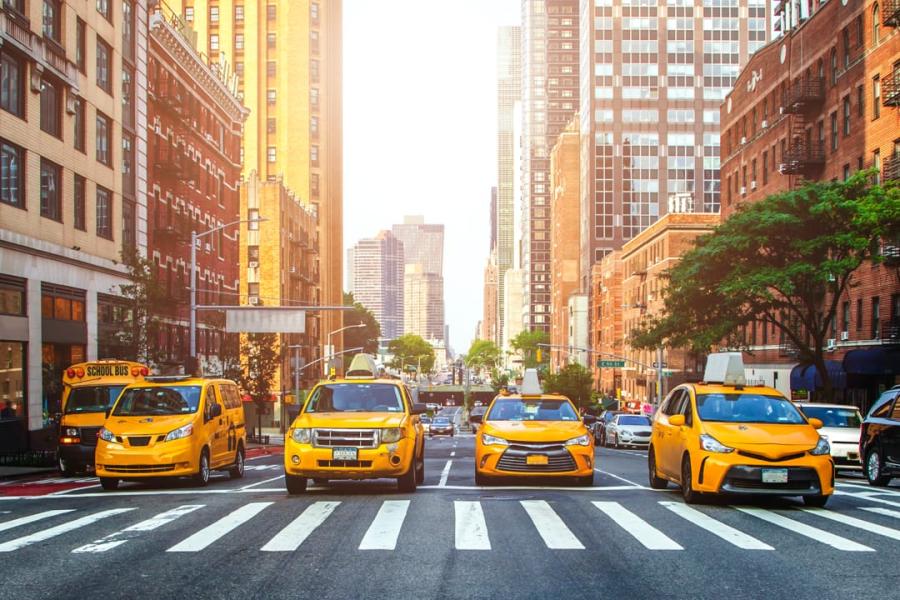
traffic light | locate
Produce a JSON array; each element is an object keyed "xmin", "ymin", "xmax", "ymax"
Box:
[{"xmin": 536, "ymin": 348, "xmax": 542, "ymax": 363}]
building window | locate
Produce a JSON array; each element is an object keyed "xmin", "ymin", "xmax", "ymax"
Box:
[
  {"xmin": 842, "ymin": 27, "xmax": 850, "ymax": 68},
  {"xmin": 122, "ymin": 199, "xmax": 134, "ymax": 252},
  {"xmin": 830, "ymin": 112, "xmax": 838, "ymax": 151},
  {"xmin": 73, "ymin": 96, "xmax": 85, "ymax": 152},
  {"xmin": 267, "ymin": 61, "xmax": 276, "ymax": 77},
  {"xmin": 267, "ymin": 4, "xmax": 276, "ymax": 20},
  {"xmin": 843, "ymin": 163, "xmax": 851, "ymax": 180},
  {"xmin": 76, "ymin": 18, "xmax": 86, "ymax": 73},
  {"xmin": 873, "ymin": 150, "xmax": 881, "ymax": 184},
  {"xmin": 266, "ymin": 89, "xmax": 276, "ymax": 105},
  {"xmin": 42, "ymin": 289, "xmax": 85, "ymax": 322},
  {"xmin": 843, "ymin": 96, "xmax": 851, "ymax": 136},
  {"xmin": 267, "ymin": 146, "xmax": 276, "ymax": 163},
  {"xmin": 235, "ymin": 62, "xmax": 244, "ymax": 78},
  {"xmin": 122, "ymin": 67, "xmax": 134, "ymax": 130},
  {"xmin": 0, "ymin": 50, "xmax": 24, "ymax": 118},
  {"xmin": 857, "ymin": 298, "xmax": 864, "ymax": 330},
  {"xmin": 267, "ymin": 33, "xmax": 276, "ymax": 49},
  {"xmin": 122, "ymin": 0, "xmax": 134, "ymax": 62},
  {"xmin": 0, "ymin": 276, "xmax": 26, "ymax": 316},
  {"xmin": 842, "ymin": 301, "xmax": 850, "ymax": 333},
  {"xmin": 857, "ymin": 15, "xmax": 864, "ymax": 47},
  {"xmin": 210, "ymin": 35, "xmax": 219, "ymax": 52},
  {"xmin": 762, "ymin": 150, "xmax": 768, "ymax": 184},
  {"xmin": 267, "ymin": 118, "xmax": 276, "ymax": 134},
  {"xmin": 40, "ymin": 158, "xmax": 62, "ymax": 222},
  {"xmin": 311, "ymin": 2, "xmax": 319, "ymax": 22},
  {"xmin": 311, "ymin": 145, "xmax": 318, "ymax": 166},
  {"xmin": 96, "ymin": 0, "xmax": 110, "ymax": 19},
  {"xmin": 0, "ymin": 140, "xmax": 24, "ymax": 209},
  {"xmin": 235, "ymin": 34, "xmax": 244, "ymax": 51},
  {"xmin": 96, "ymin": 112, "xmax": 111, "ymax": 166},
  {"xmin": 310, "ymin": 116, "xmax": 318, "ymax": 136},
  {"xmin": 873, "ymin": 75, "xmax": 881, "ymax": 119},
  {"xmin": 210, "ymin": 5, "xmax": 219, "ymax": 23},
  {"xmin": 310, "ymin": 88, "xmax": 318, "ymax": 107},
  {"xmin": 830, "ymin": 48, "xmax": 838, "ymax": 86},
  {"xmin": 873, "ymin": 5, "xmax": 880, "ymax": 45},
  {"xmin": 858, "ymin": 84, "xmax": 864, "ymax": 118},
  {"xmin": 96, "ymin": 186, "xmax": 112, "ymax": 239},
  {"xmin": 74, "ymin": 174, "xmax": 85, "ymax": 231},
  {"xmin": 122, "ymin": 134, "xmax": 134, "ymax": 197},
  {"xmin": 96, "ymin": 36, "xmax": 112, "ymax": 93},
  {"xmin": 184, "ymin": 6, "xmax": 194, "ymax": 22},
  {"xmin": 872, "ymin": 296, "xmax": 881, "ymax": 338},
  {"xmin": 42, "ymin": 0, "xmax": 61, "ymax": 44},
  {"xmin": 234, "ymin": 4, "xmax": 244, "ymax": 22},
  {"xmin": 40, "ymin": 78, "xmax": 61, "ymax": 137}
]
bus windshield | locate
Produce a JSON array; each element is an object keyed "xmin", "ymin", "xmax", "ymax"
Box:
[{"xmin": 65, "ymin": 386, "xmax": 125, "ymax": 414}]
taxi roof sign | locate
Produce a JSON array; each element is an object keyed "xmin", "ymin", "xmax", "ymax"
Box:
[
  {"xmin": 345, "ymin": 354, "xmax": 378, "ymax": 379},
  {"xmin": 520, "ymin": 368, "xmax": 543, "ymax": 396},
  {"xmin": 703, "ymin": 352, "xmax": 746, "ymax": 386}
]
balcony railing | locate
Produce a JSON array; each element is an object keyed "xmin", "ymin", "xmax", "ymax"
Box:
[
  {"xmin": 782, "ymin": 77, "xmax": 825, "ymax": 113},
  {"xmin": 153, "ymin": 145, "xmax": 187, "ymax": 179},
  {"xmin": 0, "ymin": 8, "xmax": 34, "ymax": 53},
  {"xmin": 40, "ymin": 36, "xmax": 78, "ymax": 87},
  {"xmin": 883, "ymin": 70, "xmax": 900, "ymax": 107},
  {"xmin": 884, "ymin": 154, "xmax": 900, "ymax": 182},
  {"xmin": 779, "ymin": 142, "xmax": 826, "ymax": 174},
  {"xmin": 884, "ymin": 0, "xmax": 899, "ymax": 27}
]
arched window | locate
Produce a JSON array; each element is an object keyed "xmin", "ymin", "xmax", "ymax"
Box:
[
  {"xmin": 817, "ymin": 58, "xmax": 824, "ymax": 80},
  {"xmin": 873, "ymin": 4, "xmax": 880, "ymax": 45}
]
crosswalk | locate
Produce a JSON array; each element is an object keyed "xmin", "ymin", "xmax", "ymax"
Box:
[{"xmin": 1, "ymin": 498, "xmax": 900, "ymax": 555}]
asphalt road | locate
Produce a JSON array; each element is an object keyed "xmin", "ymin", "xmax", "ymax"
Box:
[{"xmin": 1, "ymin": 437, "xmax": 899, "ymax": 599}]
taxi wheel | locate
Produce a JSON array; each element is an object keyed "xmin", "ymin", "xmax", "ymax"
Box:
[
  {"xmin": 647, "ymin": 448, "xmax": 669, "ymax": 490},
  {"xmin": 286, "ymin": 474, "xmax": 308, "ymax": 495},
  {"xmin": 194, "ymin": 449, "xmax": 210, "ymax": 487},
  {"xmin": 228, "ymin": 446, "xmax": 245, "ymax": 480},
  {"xmin": 397, "ymin": 460, "xmax": 417, "ymax": 493},
  {"xmin": 415, "ymin": 454, "xmax": 425, "ymax": 484},
  {"xmin": 612, "ymin": 433, "xmax": 619, "ymax": 448},
  {"xmin": 58, "ymin": 454, "xmax": 76, "ymax": 478},
  {"xmin": 681, "ymin": 455, "xmax": 701, "ymax": 504},
  {"xmin": 803, "ymin": 494, "xmax": 830, "ymax": 508},
  {"xmin": 866, "ymin": 449, "xmax": 891, "ymax": 487},
  {"xmin": 99, "ymin": 477, "xmax": 119, "ymax": 491}
]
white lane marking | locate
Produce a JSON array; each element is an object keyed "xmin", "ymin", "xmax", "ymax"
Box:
[
  {"xmin": 736, "ymin": 507, "xmax": 873, "ymax": 552},
  {"xmin": 168, "ymin": 502, "xmax": 272, "ymax": 552},
  {"xmin": 0, "ymin": 508, "xmax": 135, "ymax": 552},
  {"xmin": 592, "ymin": 501, "xmax": 682, "ymax": 550},
  {"xmin": 359, "ymin": 500, "xmax": 410, "ymax": 550},
  {"xmin": 439, "ymin": 460, "xmax": 453, "ymax": 488},
  {"xmin": 803, "ymin": 508, "xmax": 900, "ymax": 541},
  {"xmin": 594, "ymin": 469, "xmax": 642, "ymax": 488},
  {"xmin": 520, "ymin": 500, "xmax": 584, "ymax": 550},
  {"xmin": 450, "ymin": 451, "xmax": 456, "ymax": 457},
  {"xmin": 860, "ymin": 507, "xmax": 900, "ymax": 519},
  {"xmin": 834, "ymin": 491, "xmax": 900, "ymax": 509},
  {"xmin": 660, "ymin": 502, "xmax": 773, "ymax": 550},
  {"xmin": 47, "ymin": 484, "xmax": 101, "ymax": 496},
  {"xmin": 73, "ymin": 505, "xmax": 204, "ymax": 553},
  {"xmin": 261, "ymin": 501, "xmax": 340, "ymax": 552},
  {"xmin": 455, "ymin": 501, "xmax": 490, "ymax": 550},
  {"xmin": 837, "ymin": 482, "xmax": 900, "ymax": 496},
  {"xmin": 0, "ymin": 510, "xmax": 75, "ymax": 533},
  {"xmin": 239, "ymin": 474, "xmax": 285, "ymax": 491}
]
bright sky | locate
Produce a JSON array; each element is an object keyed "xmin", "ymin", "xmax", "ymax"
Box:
[{"xmin": 343, "ymin": 0, "xmax": 519, "ymax": 356}]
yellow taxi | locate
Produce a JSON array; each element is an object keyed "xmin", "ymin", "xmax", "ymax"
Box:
[
  {"xmin": 284, "ymin": 354, "xmax": 427, "ymax": 494},
  {"xmin": 57, "ymin": 360, "xmax": 149, "ymax": 476},
  {"xmin": 648, "ymin": 352, "xmax": 834, "ymax": 506},
  {"xmin": 474, "ymin": 369, "xmax": 595, "ymax": 486},
  {"xmin": 95, "ymin": 376, "xmax": 247, "ymax": 490}
]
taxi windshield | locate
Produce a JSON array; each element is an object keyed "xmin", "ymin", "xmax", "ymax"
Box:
[
  {"xmin": 486, "ymin": 398, "xmax": 579, "ymax": 422},
  {"xmin": 800, "ymin": 406, "xmax": 862, "ymax": 428},
  {"xmin": 65, "ymin": 385, "xmax": 125, "ymax": 413},
  {"xmin": 304, "ymin": 384, "xmax": 404, "ymax": 413},
  {"xmin": 113, "ymin": 386, "xmax": 202, "ymax": 416},
  {"xmin": 696, "ymin": 393, "xmax": 805, "ymax": 424}
]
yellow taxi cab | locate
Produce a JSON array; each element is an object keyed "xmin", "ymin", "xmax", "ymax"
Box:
[
  {"xmin": 648, "ymin": 352, "xmax": 834, "ymax": 506},
  {"xmin": 284, "ymin": 354, "xmax": 427, "ymax": 494},
  {"xmin": 474, "ymin": 369, "xmax": 595, "ymax": 486},
  {"xmin": 57, "ymin": 360, "xmax": 149, "ymax": 476},
  {"xmin": 95, "ymin": 376, "xmax": 247, "ymax": 490}
]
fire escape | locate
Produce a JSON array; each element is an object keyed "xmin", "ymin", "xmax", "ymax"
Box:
[{"xmin": 779, "ymin": 77, "xmax": 826, "ymax": 176}]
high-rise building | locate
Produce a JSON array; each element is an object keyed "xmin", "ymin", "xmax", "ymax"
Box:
[
  {"xmin": 351, "ymin": 231, "xmax": 404, "ymax": 340},
  {"xmin": 578, "ymin": 0, "xmax": 769, "ymax": 288},
  {"xmin": 391, "ymin": 215, "xmax": 445, "ymax": 340},
  {"xmin": 165, "ymin": 0, "xmax": 344, "ymax": 356},
  {"xmin": 521, "ymin": 0, "xmax": 580, "ymax": 333},
  {"xmin": 502, "ymin": 268, "xmax": 526, "ymax": 358},
  {"xmin": 345, "ymin": 247, "xmax": 355, "ymax": 296},
  {"xmin": 0, "ymin": 0, "xmax": 148, "ymax": 448},
  {"xmin": 496, "ymin": 26, "xmax": 521, "ymax": 348},
  {"xmin": 482, "ymin": 251, "xmax": 499, "ymax": 342},
  {"xmin": 404, "ymin": 264, "xmax": 445, "ymax": 342}
]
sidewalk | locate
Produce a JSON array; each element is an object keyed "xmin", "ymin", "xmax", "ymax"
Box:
[{"xmin": 0, "ymin": 466, "xmax": 58, "ymax": 480}]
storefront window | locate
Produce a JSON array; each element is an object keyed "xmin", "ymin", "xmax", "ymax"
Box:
[
  {"xmin": 41, "ymin": 343, "xmax": 84, "ymax": 426},
  {"xmin": 0, "ymin": 342, "xmax": 25, "ymax": 419}
]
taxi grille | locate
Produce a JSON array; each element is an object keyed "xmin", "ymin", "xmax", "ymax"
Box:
[
  {"xmin": 317, "ymin": 460, "xmax": 374, "ymax": 468},
  {"xmin": 313, "ymin": 429, "xmax": 378, "ymax": 448},
  {"xmin": 737, "ymin": 450, "xmax": 805, "ymax": 462},
  {"xmin": 80, "ymin": 427, "xmax": 101, "ymax": 447},
  {"xmin": 103, "ymin": 464, "xmax": 175, "ymax": 473},
  {"xmin": 497, "ymin": 451, "xmax": 577, "ymax": 473},
  {"xmin": 127, "ymin": 436, "xmax": 151, "ymax": 447}
]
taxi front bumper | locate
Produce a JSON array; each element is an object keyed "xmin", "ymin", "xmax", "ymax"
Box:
[
  {"xmin": 95, "ymin": 437, "xmax": 197, "ymax": 478},
  {"xmin": 692, "ymin": 452, "xmax": 834, "ymax": 496},
  {"xmin": 476, "ymin": 444, "xmax": 594, "ymax": 477},
  {"xmin": 284, "ymin": 438, "xmax": 415, "ymax": 479}
]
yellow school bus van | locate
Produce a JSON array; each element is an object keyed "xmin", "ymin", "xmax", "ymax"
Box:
[
  {"xmin": 57, "ymin": 360, "xmax": 149, "ymax": 476},
  {"xmin": 95, "ymin": 376, "xmax": 247, "ymax": 490}
]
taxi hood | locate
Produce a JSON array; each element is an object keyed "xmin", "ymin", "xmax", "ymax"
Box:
[
  {"xmin": 483, "ymin": 420, "xmax": 587, "ymax": 443},
  {"xmin": 293, "ymin": 412, "xmax": 407, "ymax": 429},
  {"xmin": 702, "ymin": 422, "xmax": 820, "ymax": 455},
  {"xmin": 105, "ymin": 414, "xmax": 195, "ymax": 436}
]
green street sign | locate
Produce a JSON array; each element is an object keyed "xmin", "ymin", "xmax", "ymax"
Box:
[{"xmin": 597, "ymin": 360, "xmax": 626, "ymax": 368}]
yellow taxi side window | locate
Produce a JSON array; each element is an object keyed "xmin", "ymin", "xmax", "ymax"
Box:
[
  {"xmin": 681, "ymin": 391, "xmax": 694, "ymax": 426},
  {"xmin": 204, "ymin": 386, "xmax": 220, "ymax": 420},
  {"xmin": 662, "ymin": 389, "xmax": 686, "ymax": 416}
]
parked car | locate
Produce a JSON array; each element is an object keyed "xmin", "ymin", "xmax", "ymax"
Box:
[
  {"xmin": 594, "ymin": 410, "xmax": 623, "ymax": 446},
  {"xmin": 796, "ymin": 403, "xmax": 862, "ymax": 470},
  {"xmin": 859, "ymin": 385, "xmax": 900, "ymax": 486},
  {"xmin": 606, "ymin": 414, "xmax": 652, "ymax": 448},
  {"xmin": 469, "ymin": 406, "xmax": 487, "ymax": 433},
  {"xmin": 430, "ymin": 417, "xmax": 455, "ymax": 437},
  {"xmin": 420, "ymin": 416, "xmax": 432, "ymax": 434}
]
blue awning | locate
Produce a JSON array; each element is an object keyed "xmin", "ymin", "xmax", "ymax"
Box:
[
  {"xmin": 843, "ymin": 348, "xmax": 900, "ymax": 376},
  {"xmin": 790, "ymin": 360, "xmax": 847, "ymax": 391}
]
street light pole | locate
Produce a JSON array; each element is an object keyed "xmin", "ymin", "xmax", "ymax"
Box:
[{"xmin": 324, "ymin": 323, "xmax": 366, "ymax": 375}]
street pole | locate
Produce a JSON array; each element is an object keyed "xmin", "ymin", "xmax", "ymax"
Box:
[
  {"xmin": 324, "ymin": 323, "xmax": 365, "ymax": 376},
  {"xmin": 189, "ymin": 230, "xmax": 197, "ymax": 372},
  {"xmin": 656, "ymin": 347, "xmax": 664, "ymax": 405},
  {"xmin": 294, "ymin": 345, "xmax": 301, "ymax": 405}
]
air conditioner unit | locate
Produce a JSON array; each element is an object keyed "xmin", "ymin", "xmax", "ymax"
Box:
[
  {"xmin": 840, "ymin": 331, "xmax": 849, "ymax": 341},
  {"xmin": 248, "ymin": 260, "xmax": 258, "ymax": 269},
  {"xmin": 750, "ymin": 180, "xmax": 758, "ymax": 190},
  {"xmin": 779, "ymin": 106, "xmax": 785, "ymax": 115},
  {"xmin": 204, "ymin": 243, "xmax": 211, "ymax": 252},
  {"xmin": 741, "ymin": 136, "xmax": 747, "ymax": 144},
  {"xmin": 761, "ymin": 120, "xmax": 768, "ymax": 128},
  {"xmin": 248, "ymin": 296, "xmax": 259, "ymax": 305},
  {"xmin": 740, "ymin": 186, "xmax": 747, "ymax": 195},
  {"xmin": 826, "ymin": 338, "xmax": 836, "ymax": 351}
]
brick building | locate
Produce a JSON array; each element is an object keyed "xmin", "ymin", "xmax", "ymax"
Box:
[
  {"xmin": 721, "ymin": 0, "xmax": 899, "ymax": 410},
  {"xmin": 591, "ymin": 254, "xmax": 623, "ymax": 396}
]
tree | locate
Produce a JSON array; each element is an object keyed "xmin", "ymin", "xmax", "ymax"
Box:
[
  {"xmin": 510, "ymin": 329, "xmax": 550, "ymax": 369},
  {"xmin": 490, "ymin": 368, "xmax": 510, "ymax": 393},
  {"xmin": 543, "ymin": 363, "xmax": 594, "ymax": 408},
  {"xmin": 112, "ymin": 251, "xmax": 172, "ymax": 368},
  {"xmin": 465, "ymin": 339, "xmax": 501, "ymax": 373},
  {"xmin": 387, "ymin": 334, "xmax": 435, "ymax": 374},
  {"xmin": 632, "ymin": 172, "xmax": 900, "ymax": 401},
  {"xmin": 237, "ymin": 331, "xmax": 280, "ymax": 440},
  {"xmin": 343, "ymin": 292, "xmax": 381, "ymax": 353}
]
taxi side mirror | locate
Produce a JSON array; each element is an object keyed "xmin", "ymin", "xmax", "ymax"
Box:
[
  {"xmin": 411, "ymin": 403, "xmax": 427, "ymax": 415},
  {"xmin": 583, "ymin": 414, "xmax": 597, "ymax": 425},
  {"xmin": 470, "ymin": 414, "xmax": 483, "ymax": 424},
  {"xmin": 210, "ymin": 404, "xmax": 223, "ymax": 419},
  {"xmin": 808, "ymin": 417, "xmax": 823, "ymax": 429},
  {"xmin": 669, "ymin": 414, "xmax": 686, "ymax": 427}
]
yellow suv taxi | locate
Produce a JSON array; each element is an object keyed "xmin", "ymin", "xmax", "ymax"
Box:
[
  {"xmin": 648, "ymin": 353, "xmax": 834, "ymax": 506},
  {"xmin": 474, "ymin": 369, "xmax": 595, "ymax": 486},
  {"xmin": 95, "ymin": 376, "xmax": 247, "ymax": 490},
  {"xmin": 284, "ymin": 354, "xmax": 427, "ymax": 494}
]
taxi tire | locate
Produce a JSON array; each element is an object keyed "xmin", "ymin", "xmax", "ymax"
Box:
[
  {"xmin": 194, "ymin": 449, "xmax": 210, "ymax": 487},
  {"xmin": 803, "ymin": 494, "xmax": 830, "ymax": 507},
  {"xmin": 228, "ymin": 446, "xmax": 245, "ymax": 479},
  {"xmin": 647, "ymin": 448, "xmax": 669, "ymax": 490},
  {"xmin": 397, "ymin": 458, "xmax": 417, "ymax": 493},
  {"xmin": 866, "ymin": 449, "xmax": 891, "ymax": 487},
  {"xmin": 99, "ymin": 477, "xmax": 119, "ymax": 491},
  {"xmin": 681, "ymin": 455, "xmax": 702, "ymax": 504},
  {"xmin": 58, "ymin": 454, "xmax": 76, "ymax": 478},
  {"xmin": 415, "ymin": 453, "xmax": 425, "ymax": 484},
  {"xmin": 286, "ymin": 474, "xmax": 308, "ymax": 495}
]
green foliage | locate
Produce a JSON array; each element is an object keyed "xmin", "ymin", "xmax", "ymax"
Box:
[
  {"xmin": 387, "ymin": 334, "xmax": 435, "ymax": 374},
  {"xmin": 237, "ymin": 331, "xmax": 280, "ymax": 404},
  {"xmin": 113, "ymin": 251, "xmax": 171, "ymax": 367},
  {"xmin": 465, "ymin": 339, "xmax": 501, "ymax": 372},
  {"xmin": 490, "ymin": 368, "xmax": 510, "ymax": 393},
  {"xmin": 343, "ymin": 292, "xmax": 381, "ymax": 353},
  {"xmin": 510, "ymin": 330, "xmax": 550, "ymax": 369},
  {"xmin": 543, "ymin": 363, "xmax": 594, "ymax": 408}
]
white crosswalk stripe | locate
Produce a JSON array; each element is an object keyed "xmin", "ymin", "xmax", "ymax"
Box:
[
  {"xmin": 73, "ymin": 505, "xmax": 204, "ymax": 553},
  {"xmin": 0, "ymin": 510, "xmax": 75, "ymax": 534},
  {"xmin": 0, "ymin": 508, "xmax": 135, "ymax": 552},
  {"xmin": 736, "ymin": 507, "xmax": 874, "ymax": 552},
  {"xmin": 359, "ymin": 501, "xmax": 410, "ymax": 550},
  {"xmin": 660, "ymin": 502, "xmax": 774, "ymax": 550},
  {"xmin": 860, "ymin": 507, "xmax": 900, "ymax": 520},
  {"xmin": 593, "ymin": 501, "xmax": 682, "ymax": 550},
  {"xmin": 802, "ymin": 508, "xmax": 900, "ymax": 542},
  {"xmin": 168, "ymin": 502, "xmax": 271, "ymax": 552},
  {"xmin": 261, "ymin": 502, "xmax": 340, "ymax": 552},
  {"xmin": 455, "ymin": 501, "xmax": 490, "ymax": 550},
  {"xmin": 520, "ymin": 500, "xmax": 584, "ymax": 550}
]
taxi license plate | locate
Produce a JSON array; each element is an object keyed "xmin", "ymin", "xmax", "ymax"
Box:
[
  {"xmin": 761, "ymin": 468, "xmax": 788, "ymax": 484},
  {"xmin": 332, "ymin": 447, "xmax": 358, "ymax": 461},
  {"xmin": 526, "ymin": 455, "xmax": 549, "ymax": 465}
]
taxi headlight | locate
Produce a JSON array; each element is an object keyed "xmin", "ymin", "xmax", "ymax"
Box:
[
  {"xmin": 700, "ymin": 434, "xmax": 734, "ymax": 454},
  {"xmin": 164, "ymin": 423, "xmax": 193, "ymax": 442},
  {"xmin": 381, "ymin": 428, "xmax": 403, "ymax": 443},
  {"xmin": 810, "ymin": 436, "xmax": 831, "ymax": 456},
  {"xmin": 481, "ymin": 433, "xmax": 508, "ymax": 446},
  {"xmin": 98, "ymin": 427, "xmax": 116, "ymax": 443},
  {"xmin": 565, "ymin": 434, "xmax": 591, "ymax": 447},
  {"xmin": 291, "ymin": 428, "xmax": 311, "ymax": 444}
]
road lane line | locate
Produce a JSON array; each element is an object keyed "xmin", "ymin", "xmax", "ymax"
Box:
[
  {"xmin": 73, "ymin": 505, "xmax": 204, "ymax": 553},
  {"xmin": 0, "ymin": 510, "xmax": 75, "ymax": 533},
  {"xmin": 455, "ymin": 501, "xmax": 490, "ymax": 550},
  {"xmin": 860, "ymin": 507, "xmax": 900, "ymax": 519},
  {"xmin": 803, "ymin": 508, "xmax": 900, "ymax": 541},
  {"xmin": 168, "ymin": 502, "xmax": 272, "ymax": 552},
  {"xmin": 594, "ymin": 468, "xmax": 642, "ymax": 487},
  {"xmin": 359, "ymin": 500, "xmax": 410, "ymax": 550},
  {"xmin": 592, "ymin": 502, "xmax": 682, "ymax": 550},
  {"xmin": 736, "ymin": 507, "xmax": 873, "ymax": 551},
  {"xmin": 520, "ymin": 500, "xmax": 584, "ymax": 549},
  {"xmin": 660, "ymin": 502, "xmax": 773, "ymax": 550},
  {"xmin": 261, "ymin": 502, "xmax": 340, "ymax": 552},
  {"xmin": 837, "ymin": 482, "xmax": 900, "ymax": 496},
  {"xmin": 439, "ymin": 460, "xmax": 453, "ymax": 487},
  {"xmin": 239, "ymin": 474, "xmax": 285, "ymax": 490},
  {"xmin": 834, "ymin": 491, "xmax": 900, "ymax": 508},
  {"xmin": 0, "ymin": 508, "xmax": 135, "ymax": 552}
]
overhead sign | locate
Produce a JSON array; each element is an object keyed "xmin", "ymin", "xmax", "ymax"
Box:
[
  {"xmin": 598, "ymin": 360, "xmax": 626, "ymax": 368},
  {"xmin": 225, "ymin": 309, "xmax": 306, "ymax": 334}
]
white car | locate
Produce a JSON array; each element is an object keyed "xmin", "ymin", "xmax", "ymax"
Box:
[
  {"xmin": 606, "ymin": 414, "xmax": 653, "ymax": 448},
  {"xmin": 797, "ymin": 402, "xmax": 862, "ymax": 470}
]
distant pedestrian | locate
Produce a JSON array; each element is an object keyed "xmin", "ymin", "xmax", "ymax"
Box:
[{"xmin": 1, "ymin": 401, "xmax": 15, "ymax": 419}]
